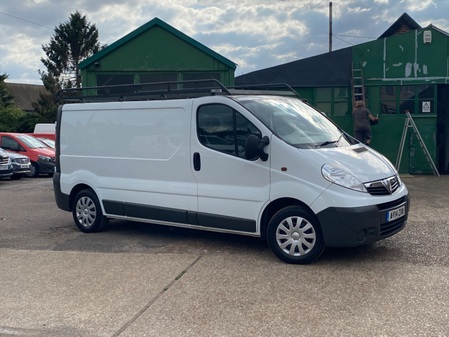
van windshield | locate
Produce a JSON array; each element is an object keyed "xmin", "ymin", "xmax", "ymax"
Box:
[
  {"xmin": 17, "ymin": 134, "xmax": 48, "ymax": 149},
  {"xmin": 235, "ymin": 96, "xmax": 353, "ymax": 149}
]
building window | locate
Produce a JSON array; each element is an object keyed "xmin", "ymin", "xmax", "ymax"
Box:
[
  {"xmin": 333, "ymin": 87, "xmax": 350, "ymax": 116},
  {"xmin": 184, "ymin": 73, "xmax": 220, "ymax": 88},
  {"xmin": 380, "ymin": 86, "xmax": 397, "ymax": 114},
  {"xmin": 96, "ymin": 75, "xmax": 134, "ymax": 95},
  {"xmin": 380, "ymin": 85, "xmax": 435, "ymax": 114},
  {"xmin": 315, "ymin": 87, "xmax": 350, "ymax": 116},
  {"xmin": 140, "ymin": 73, "xmax": 178, "ymax": 91}
]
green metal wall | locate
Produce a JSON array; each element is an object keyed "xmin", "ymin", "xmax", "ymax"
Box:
[
  {"xmin": 81, "ymin": 26, "xmax": 235, "ymax": 87},
  {"xmin": 346, "ymin": 27, "xmax": 446, "ymax": 174}
]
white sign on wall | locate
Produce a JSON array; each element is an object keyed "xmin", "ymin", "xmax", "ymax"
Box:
[{"xmin": 422, "ymin": 101, "xmax": 431, "ymax": 113}]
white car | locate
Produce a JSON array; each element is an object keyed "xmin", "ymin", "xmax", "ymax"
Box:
[
  {"xmin": 0, "ymin": 147, "xmax": 12, "ymax": 179},
  {"xmin": 7, "ymin": 151, "xmax": 31, "ymax": 179}
]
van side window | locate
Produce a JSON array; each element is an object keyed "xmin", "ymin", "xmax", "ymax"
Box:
[
  {"xmin": 0, "ymin": 136, "xmax": 20, "ymax": 151},
  {"xmin": 197, "ymin": 104, "xmax": 262, "ymax": 158}
]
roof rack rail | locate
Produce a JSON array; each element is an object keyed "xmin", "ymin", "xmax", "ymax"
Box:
[
  {"xmin": 229, "ymin": 83, "xmax": 300, "ymax": 98},
  {"xmin": 56, "ymin": 80, "xmax": 300, "ymax": 104},
  {"xmin": 56, "ymin": 79, "xmax": 231, "ymax": 104}
]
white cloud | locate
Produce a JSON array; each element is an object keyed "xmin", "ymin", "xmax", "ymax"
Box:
[{"xmin": 1, "ymin": 0, "xmax": 449, "ymax": 83}]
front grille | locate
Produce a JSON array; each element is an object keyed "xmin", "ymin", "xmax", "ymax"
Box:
[
  {"xmin": 380, "ymin": 217, "xmax": 405, "ymax": 237},
  {"xmin": 365, "ymin": 176, "xmax": 400, "ymax": 196},
  {"xmin": 377, "ymin": 196, "xmax": 407, "ymax": 211},
  {"xmin": 0, "ymin": 156, "xmax": 8, "ymax": 165}
]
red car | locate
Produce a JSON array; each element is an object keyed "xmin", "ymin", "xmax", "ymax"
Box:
[{"xmin": 0, "ymin": 133, "xmax": 55, "ymax": 177}]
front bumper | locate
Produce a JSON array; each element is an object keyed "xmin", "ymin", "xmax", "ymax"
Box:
[
  {"xmin": 317, "ymin": 194, "xmax": 410, "ymax": 247},
  {"xmin": 0, "ymin": 164, "xmax": 13, "ymax": 178},
  {"xmin": 36, "ymin": 158, "xmax": 55, "ymax": 174},
  {"xmin": 12, "ymin": 164, "xmax": 31, "ymax": 175}
]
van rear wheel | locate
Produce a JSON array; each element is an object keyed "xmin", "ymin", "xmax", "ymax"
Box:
[
  {"xmin": 267, "ymin": 206, "xmax": 324, "ymax": 264},
  {"xmin": 72, "ymin": 189, "xmax": 108, "ymax": 233}
]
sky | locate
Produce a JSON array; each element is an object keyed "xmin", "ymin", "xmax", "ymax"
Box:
[{"xmin": 1, "ymin": 0, "xmax": 448, "ymax": 84}]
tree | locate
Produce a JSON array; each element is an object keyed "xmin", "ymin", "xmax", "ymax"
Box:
[
  {"xmin": 40, "ymin": 11, "xmax": 101, "ymax": 89},
  {"xmin": 0, "ymin": 73, "xmax": 14, "ymax": 108},
  {"xmin": 0, "ymin": 106, "xmax": 24, "ymax": 132},
  {"xmin": 0, "ymin": 73, "xmax": 24, "ymax": 131},
  {"xmin": 35, "ymin": 11, "xmax": 101, "ymax": 124}
]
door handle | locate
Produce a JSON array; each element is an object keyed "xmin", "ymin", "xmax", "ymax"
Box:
[{"xmin": 193, "ymin": 152, "xmax": 201, "ymax": 171}]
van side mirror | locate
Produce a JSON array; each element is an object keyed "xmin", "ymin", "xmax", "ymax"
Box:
[{"xmin": 245, "ymin": 135, "xmax": 269, "ymax": 161}]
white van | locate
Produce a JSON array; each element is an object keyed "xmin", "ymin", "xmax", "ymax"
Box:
[
  {"xmin": 53, "ymin": 81, "xmax": 409, "ymax": 264},
  {"xmin": 34, "ymin": 123, "xmax": 56, "ymax": 134}
]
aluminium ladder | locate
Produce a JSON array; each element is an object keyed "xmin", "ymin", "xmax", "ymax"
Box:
[
  {"xmin": 351, "ymin": 63, "xmax": 365, "ymax": 106},
  {"xmin": 395, "ymin": 111, "xmax": 440, "ymax": 176}
]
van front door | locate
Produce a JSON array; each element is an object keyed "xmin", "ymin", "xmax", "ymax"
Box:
[{"xmin": 191, "ymin": 100, "xmax": 270, "ymax": 234}]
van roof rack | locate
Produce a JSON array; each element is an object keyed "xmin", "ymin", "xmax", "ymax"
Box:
[
  {"xmin": 228, "ymin": 83, "xmax": 300, "ymax": 98},
  {"xmin": 56, "ymin": 79, "xmax": 299, "ymax": 104}
]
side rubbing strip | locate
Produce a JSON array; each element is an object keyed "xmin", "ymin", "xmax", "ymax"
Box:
[
  {"xmin": 101, "ymin": 200, "xmax": 256, "ymax": 233},
  {"xmin": 103, "ymin": 200, "xmax": 125, "ymax": 216},
  {"xmin": 125, "ymin": 203, "xmax": 189, "ymax": 224},
  {"xmin": 197, "ymin": 213, "xmax": 256, "ymax": 232}
]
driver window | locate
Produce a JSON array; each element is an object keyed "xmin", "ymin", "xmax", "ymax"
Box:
[
  {"xmin": 1, "ymin": 136, "xmax": 20, "ymax": 151},
  {"xmin": 197, "ymin": 104, "xmax": 262, "ymax": 159}
]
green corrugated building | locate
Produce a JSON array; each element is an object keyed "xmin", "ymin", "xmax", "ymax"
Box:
[
  {"xmin": 80, "ymin": 17, "xmax": 237, "ymax": 89},
  {"xmin": 236, "ymin": 13, "xmax": 449, "ymax": 175}
]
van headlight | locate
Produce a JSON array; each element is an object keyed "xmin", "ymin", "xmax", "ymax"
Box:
[
  {"xmin": 38, "ymin": 154, "xmax": 52, "ymax": 162},
  {"xmin": 322, "ymin": 163, "xmax": 367, "ymax": 192}
]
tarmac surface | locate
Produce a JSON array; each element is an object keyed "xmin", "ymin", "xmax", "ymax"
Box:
[{"xmin": 0, "ymin": 175, "xmax": 448, "ymax": 337}]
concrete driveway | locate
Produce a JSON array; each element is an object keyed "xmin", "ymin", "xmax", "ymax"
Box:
[{"xmin": 0, "ymin": 175, "xmax": 448, "ymax": 337}]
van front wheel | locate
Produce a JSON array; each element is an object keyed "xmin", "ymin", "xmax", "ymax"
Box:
[
  {"xmin": 267, "ymin": 206, "xmax": 324, "ymax": 264},
  {"xmin": 72, "ymin": 189, "xmax": 108, "ymax": 233}
]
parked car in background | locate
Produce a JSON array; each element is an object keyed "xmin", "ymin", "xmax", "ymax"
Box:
[
  {"xmin": 0, "ymin": 147, "xmax": 13, "ymax": 179},
  {"xmin": 36, "ymin": 137, "xmax": 55, "ymax": 149},
  {"xmin": 7, "ymin": 151, "xmax": 31, "ymax": 179},
  {"xmin": 0, "ymin": 133, "xmax": 55, "ymax": 178}
]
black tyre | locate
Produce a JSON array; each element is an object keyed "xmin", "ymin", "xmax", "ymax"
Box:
[
  {"xmin": 26, "ymin": 163, "xmax": 39, "ymax": 178},
  {"xmin": 267, "ymin": 206, "xmax": 324, "ymax": 264},
  {"xmin": 72, "ymin": 189, "xmax": 108, "ymax": 233}
]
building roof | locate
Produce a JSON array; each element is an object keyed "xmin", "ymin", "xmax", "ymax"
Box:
[
  {"xmin": 236, "ymin": 13, "xmax": 427, "ymax": 88},
  {"xmin": 80, "ymin": 17, "xmax": 237, "ymax": 70},
  {"xmin": 379, "ymin": 12, "xmax": 421, "ymax": 38},
  {"xmin": 236, "ymin": 47, "xmax": 353, "ymax": 87},
  {"xmin": 5, "ymin": 83, "xmax": 48, "ymax": 112}
]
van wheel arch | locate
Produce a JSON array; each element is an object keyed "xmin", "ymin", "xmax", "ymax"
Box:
[
  {"xmin": 69, "ymin": 184, "xmax": 93, "ymax": 211},
  {"xmin": 261, "ymin": 198, "xmax": 315, "ymax": 241}
]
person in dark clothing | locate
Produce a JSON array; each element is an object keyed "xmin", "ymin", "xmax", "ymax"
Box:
[{"xmin": 352, "ymin": 101, "xmax": 379, "ymax": 145}]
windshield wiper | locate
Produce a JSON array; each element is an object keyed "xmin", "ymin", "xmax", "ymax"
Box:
[{"xmin": 315, "ymin": 132, "xmax": 344, "ymax": 148}]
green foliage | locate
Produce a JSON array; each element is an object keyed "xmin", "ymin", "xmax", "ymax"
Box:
[
  {"xmin": 0, "ymin": 105, "xmax": 24, "ymax": 132},
  {"xmin": 0, "ymin": 73, "xmax": 14, "ymax": 108},
  {"xmin": 40, "ymin": 11, "xmax": 100, "ymax": 89},
  {"xmin": 16, "ymin": 113, "xmax": 41, "ymax": 133},
  {"xmin": 34, "ymin": 11, "xmax": 101, "ymax": 123},
  {"xmin": 32, "ymin": 91, "xmax": 57, "ymax": 123}
]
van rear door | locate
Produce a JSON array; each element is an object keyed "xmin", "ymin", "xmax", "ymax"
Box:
[{"xmin": 191, "ymin": 98, "xmax": 270, "ymax": 234}]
